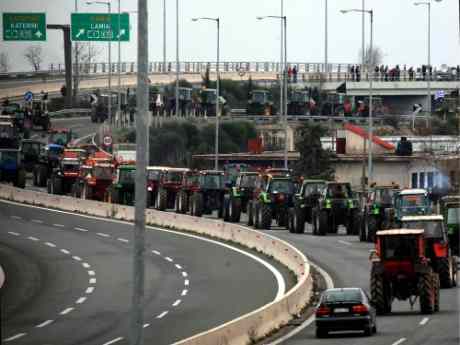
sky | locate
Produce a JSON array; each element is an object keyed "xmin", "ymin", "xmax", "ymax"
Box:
[{"xmin": 1, "ymin": 0, "xmax": 459, "ymax": 72}]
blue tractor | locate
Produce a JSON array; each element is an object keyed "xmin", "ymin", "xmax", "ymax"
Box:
[{"xmin": 0, "ymin": 148, "xmax": 26, "ymax": 188}]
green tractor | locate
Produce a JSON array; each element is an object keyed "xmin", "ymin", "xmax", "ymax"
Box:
[
  {"xmin": 287, "ymin": 90, "xmax": 309, "ymax": 115},
  {"xmin": 246, "ymin": 90, "xmax": 275, "ymax": 115},
  {"xmin": 386, "ymin": 189, "xmax": 432, "ymax": 228},
  {"xmin": 289, "ymin": 179, "xmax": 327, "ymax": 234},
  {"xmin": 440, "ymin": 195, "xmax": 459, "ymax": 256},
  {"xmin": 248, "ymin": 175, "xmax": 296, "ymax": 230},
  {"xmin": 360, "ymin": 185, "xmax": 400, "ymax": 243},
  {"xmin": 313, "ymin": 182, "xmax": 361, "ymax": 235},
  {"xmin": 225, "ymin": 171, "xmax": 259, "ymax": 223},
  {"xmin": 109, "ymin": 164, "xmax": 136, "ymax": 205}
]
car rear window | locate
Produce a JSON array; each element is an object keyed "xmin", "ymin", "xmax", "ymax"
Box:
[{"xmin": 323, "ymin": 289, "xmax": 362, "ymax": 303}]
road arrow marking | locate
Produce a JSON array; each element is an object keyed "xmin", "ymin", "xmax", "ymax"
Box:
[{"xmin": 76, "ymin": 28, "xmax": 85, "ymax": 38}]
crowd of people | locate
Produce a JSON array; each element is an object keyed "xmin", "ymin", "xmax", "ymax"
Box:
[{"xmin": 347, "ymin": 64, "xmax": 460, "ymax": 82}]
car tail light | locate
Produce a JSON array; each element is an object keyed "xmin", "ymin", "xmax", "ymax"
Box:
[
  {"xmin": 315, "ymin": 305, "xmax": 331, "ymax": 317},
  {"xmin": 277, "ymin": 193, "xmax": 285, "ymax": 202},
  {"xmin": 351, "ymin": 304, "xmax": 369, "ymax": 315}
]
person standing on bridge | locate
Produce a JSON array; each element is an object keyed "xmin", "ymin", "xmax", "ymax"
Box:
[
  {"xmin": 288, "ymin": 66, "xmax": 293, "ymax": 83},
  {"xmin": 293, "ymin": 65, "xmax": 298, "ymax": 83},
  {"xmin": 350, "ymin": 65, "xmax": 355, "ymax": 81}
]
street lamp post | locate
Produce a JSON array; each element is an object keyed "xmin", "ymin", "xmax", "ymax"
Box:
[
  {"xmin": 86, "ymin": 1, "xmax": 112, "ymax": 124},
  {"xmin": 341, "ymin": 8, "xmax": 374, "ymax": 186},
  {"xmin": 163, "ymin": 0, "xmax": 166, "ymax": 73},
  {"xmin": 175, "ymin": 0, "xmax": 180, "ymax": 117},
  {"xmin": 192, "ymin": 17, "xmax": 220, "ymax": 170},
  {"xmin": 117, "ymin": 0, "xmax": 121, "ymax": 127},
  {"xmin": 325, "ymin": 0, "xmax": 328, "ymax": 74},
  {"xmin": 257, "ymin": 15, "xmax": 288, "ymax": 169},
  {"xmin": 414, "ymin": 0, "xmax": 442, "ymax": 116}
]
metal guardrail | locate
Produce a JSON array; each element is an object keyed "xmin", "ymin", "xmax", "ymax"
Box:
[{"xmin": 48, "ymin": 108, "xmax": 91, "ymax": 118}]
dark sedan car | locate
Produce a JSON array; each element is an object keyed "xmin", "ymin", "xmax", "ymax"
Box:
[{"xmin": 315, "ymin": 287, "xmax": 377, "ymax": 338}]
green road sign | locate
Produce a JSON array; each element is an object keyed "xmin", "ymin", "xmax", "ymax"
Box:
[
  {"xmin": 2, "ymin": 13, "xmax": 46, "ymax": 41},
  {"xmin": 71, "ymin": 13, "xmax": 130, "ymax": 42}
]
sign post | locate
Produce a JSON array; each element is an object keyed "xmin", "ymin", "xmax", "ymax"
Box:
[
  {"xmin": 2, "ymin": 13, "xmax": 46, "ymax": 41},
  {"xmin": 71, "ymin": 13, "xmax": 129, "ymax": 41}
]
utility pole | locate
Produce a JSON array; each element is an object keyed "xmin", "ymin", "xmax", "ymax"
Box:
[
  {"xmin": 74, "ymin": 0, "xmax": 79, "ymax": 101},
  {"xmin": 131, "ymin": 0, "xmax": 148, "ymax": 344},
  {"xmin": 283, "ymin": 16, "xmax": 288, "ymax": 169},
  {"xmin": 175, "ymin": 0, "xmax": 180, "ymax": 117},
  {"xmin": 117, "ymin": 0, "xmax": 122, "ymax": 127},
  {"xmin": 362, "ymin": 0, "xmax": 365, "ymax": 68},
  {"xmin": 325, "ymin": 0, "xmax": 328, "ymax": 74},
  {"xmin": 163, "ymin": 0, "xmax": 166, "ymax": 72}
]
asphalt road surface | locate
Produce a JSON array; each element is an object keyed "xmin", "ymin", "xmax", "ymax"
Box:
[
  {"xmin": 264, "ymin": 222, "xmax": 460, "ymax": 345},
  {"xmin": 0, "ymin": 200, "xmax": 286, "ymax": 345}
]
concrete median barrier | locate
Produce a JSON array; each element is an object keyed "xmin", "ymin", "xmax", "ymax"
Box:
[{"xmin": 0, "ymin": 184, "xmax": 312, "ymax": 345}]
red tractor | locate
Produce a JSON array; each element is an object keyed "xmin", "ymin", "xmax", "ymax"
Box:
[
  {"xmin": 73, "ymin": 151, "xmax": 115, "ymax": 201},
  {"xmin": 154, "ymin": 167, "xmax": 190, "ymax": 211},
  {"xmin": 174, "ymin": 170, "xmax": 200, "ymax": 214},
  {"xmin": 47, "ymin": 150, "xmax": 83, "ymax": 195},
  {"xmin": 146, "ymin": 166, "xmax": 168, "ymax": 208},
  {"xmin": 370, "ymin": 229, "xmax": 441, "ymax": 315}
]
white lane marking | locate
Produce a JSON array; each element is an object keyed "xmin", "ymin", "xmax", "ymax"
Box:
[
  {"xmin": 53, "ymin": 223, "xmax": 65, "ymax": 228},
  {"xmin": 420, "ymin": 317, "xmax": 429, "ymax": 325},
  {"xmin": 392, "ymin": 338, "xmax": 407, "ymax": 345},
  {"xmin": 156, "ymin": 311, "xmax": 169, "ymax": 319},
  {"xmin": 181, "ymin": 289, "xmax": 188, "ymax": 296},
  {"xmin": 143, "ymin": 323, "xmax": 150, "ymax": 328},
  {"xmin": 31, "ymin": 219, "xmax": 43, "ymax": 224},
  {"xmin": 4, "ymin": 333, "xmax": 27, "ymax": 342},
  {"xmin": 96, "ymin": 232, "xmax": 110, "ymax": 238},
  {"xmin": 36, "ymin": 320, "xmax": 54, "ymax": 328},
  {"xmin": 86, "ymin": 287, "xmax": 95, "ymax": 294},
  {"xmin": 1, "ymin": 200, "xmax": 287, "ymax": 302},
  {"xmin": 72, "ymin": 256, "xmax": 82, "ymax": 261},
  {"xmin": 338, "ymin": 240, "xmax": 352, "ymax": 246},
  {"xmin": 175, "ymin": 264, "xmax": 182, "ymax": 269},
  {"xmin": 182, "ymin": 271, "xmax": 188, "ymax": 278},
  {"xmin": 7, "ymin": 231, "xmax": 20, "ymax": 236},
  {"xmin": 265, "ymin": 261, "xmax": 334, "ymax": 345},
  {"xmin": 10, "ymin": 215, "xmax": 22, "ymax": 220},
  {"xmin": 117, "ymin": 238, "xmax": 129, "ymax": 243},
  {"xmin": 82, "ymin": 262, "xmax": 91, "ymax": 268},
  {"xmin": 102, "ymin": 337, "xmax": 124, "ymax": 345},
  {"xmin": 45, "ymin": 242, "xmax": 56, "ymax": 248},
  {"xmin": 89, "ymin": 278, "xmax": 97, "ymax": 284},
  {"xmin": 60, "ymin": 249, "xmax": 71, "ymax": 255},
  {"xmin": 88, "ymin": 270, "xmax": 95, "ymax": 276},
  {"xmin": 74, "ymin": 227, "xmax": 89, "ymax": 232},
  {"xmin": 165, "ymin": 256, "xmax": 173, "ymax": 262},
  {"xmin": 76, "ymin": 297, "xmax": 87, "ymax": 304},
  {"xmin": 152, "ymin": 250, "xmax": 161, "ymax": 255},
  {"xmin": 28, "ymin": 236, "xmax": 39, "ymax": 241},
  {"xmin": 184, "ymin": 279, "xmax": 189, "ymax": 286},
  {"xmin": 172, "ymin": 299, "xmax": 181, "ymax": 307},
  {"xmin": 60, "ymin": 307, "xmax": 74, "ymax": 315}
]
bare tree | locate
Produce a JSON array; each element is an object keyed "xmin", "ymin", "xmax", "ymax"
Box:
[
  {"xmin": 73, "ymin": 42, "xmax": 103, "ymax": 97},
  {"xmin": 0, "ymin": 52, "xmax": 9, "ymax": 73},
  {"xmin": 24, "ymin": 46, "xmax": 43, "ymax": 72},
  {"xmin": 359, "ymin": 45, "xmax": 384, "ymax": 67}
]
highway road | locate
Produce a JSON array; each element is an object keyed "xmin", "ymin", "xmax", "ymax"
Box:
[
  {"xmin": 265, "ymin": 224, "xmax": 459, "ymax": 345},
  {"xmin": 0, "ymin": 200, "xmax": 290, "ymax": 345}
]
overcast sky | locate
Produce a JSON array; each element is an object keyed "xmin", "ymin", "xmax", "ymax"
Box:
[{"xmin": 1, "ymin": 0, "xmax": 459, "ymax": 72}]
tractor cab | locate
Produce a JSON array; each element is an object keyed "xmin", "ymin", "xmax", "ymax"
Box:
[
  {"xmin": 0, "ymin": 121, "xmax": 19, "ymax": 148},
  {"xmin": 247, "ymin": 90, "xmax": 274, "ymax": 115},
  {"xmin": 49, "ymin": 129, "xmax": 73, "ymax": 147},
  {"xmin": 440, "ymin": 196, "xmax": 459, "ymax": 256},
  {"xmin": 287, "ymin": 90, "xmax": 309, "ymax": 115},
  {"xmin": 21, "ymin": 139, "xmax": 43, "ymax": 172},
  {"xmin": 394, "ymin": 189, "xmax": 431, "ymax": 219}
]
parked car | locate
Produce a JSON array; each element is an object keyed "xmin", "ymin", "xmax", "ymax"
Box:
[{"xmin": 315, "ymin": 287, "xmax": 377, "ymax": 338}]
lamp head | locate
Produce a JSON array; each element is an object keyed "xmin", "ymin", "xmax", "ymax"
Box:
[
  {"xmin": 191, "ymin": 18, "xmax": 199, "ymax": 21},
  {"xmin": 340, "ymin": 10, "xmax": 348, "ymax": 14},
  {"xmin": 256, "ymin": 16, "xmax": 264, "ymax": 20}
]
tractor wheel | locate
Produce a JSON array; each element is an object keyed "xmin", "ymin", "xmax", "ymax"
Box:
[
  {"xmin": 51, "ymin": 177, "xmax": 63, "ymax": 195},
  {"xmin": 359, "ymin": 216, "xmax": 367, "ymax": 242},
  {"xmin": 82, "ymin": 185, "xmax": 92, "ymax": 200},
  {"xmin": 147, "ymin": 192, "xmax": 154, "ymax": 208},
  {"xmin": 437, "ymin": 257, "xmax": 453, "ymax": 289},
  {"xmin": 254, "ymin": 202, "xmax": 261, "ymax": 229},
  {"xmin": 315, "ymin": 328, "xmax": 328, "ymax": 338},
  {"xmin": 367, "ymin": 216, "xmax": 378, "ymax": 243},
  {"xmin": 371, "ymin": 265, "xmax": 391, "ymax": 315},
  {"xmin": 247, "ymin": 201, "xmax": 254, "ymax": 226},
  {"xmin": 433, "ymin": 273, "xmax": 440, "ymax": 312},
  {"xmin": 293, "ymin": 207, "xmax": 306, "ymax": 234},
  {"xmin": 14, "ymin": 169, "xmax": 26, "ymax": 189},
  {"xmin": 318, "ymin": 210, "xmax": 329, "ymax": 236},
  {"xmin": 260, "ymin": 203, "xmax": 272, "ymax": 230},
  {"xmin": 218, "ymin": 196, "xmax": 225, "ymax": 219},
  {"xmin": 180, "ymin": 191, "xmax": 189, "ymax": 213},
  {"xmin": 38, "ymin": 165, "xmax": 48, "ymax": 187},
  {"xmin": 193, "ymin": 193, "xmax": 204, "ymax": 217},
  {"xmin": 312, "ymin": 209, "xmax": 319, "ymax": 235},
  {"xmin": 346, "ymin": 211, "xmax": 360, "ymax": 235},
  {"xmin": 419, "ymin": 270, "xmax": 435, "ymax": 314},
  {"xmin": 33, "ymin": 167, "xmax": 38, "ymax": 186},
  {"xmin": 288, "ymin": 208, "xmax": 295, "ymax": 233},
  {"xmin": 47, "ymin": 179, "xmax": 52, "ymax": 194},
  {"xmin": 230, "ymin": 198, "xmax": 242, "ymax": 223},
  {"xmin": 158, "ymin": 188, "xmax": 168, "ymax": 211}
]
